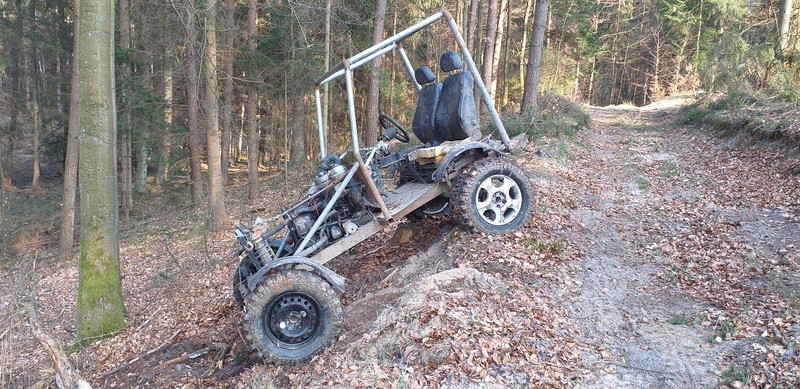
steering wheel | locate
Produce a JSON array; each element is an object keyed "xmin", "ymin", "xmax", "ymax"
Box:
[{"xmin": 378, "ymin": 114, "xmax": 410, "ymax": 143}]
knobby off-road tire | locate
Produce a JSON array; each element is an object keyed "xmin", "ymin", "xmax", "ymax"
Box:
[
  {"xmin": 453, "ymin": 158, "xmax": 532, "ymax": 234},
  {"xmin": 243, "ymin": 269, "xmax": 342, "ymax": 364}
]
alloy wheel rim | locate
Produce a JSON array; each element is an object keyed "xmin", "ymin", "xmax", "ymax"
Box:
[{"xmin": 474, "ymin": 174, "xmax": 522, "ymax": 226}]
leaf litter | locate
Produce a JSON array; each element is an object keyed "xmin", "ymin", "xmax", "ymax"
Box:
[{"xmin": 2, "ymin": 98, "xmax": 798, "ymax": 388}]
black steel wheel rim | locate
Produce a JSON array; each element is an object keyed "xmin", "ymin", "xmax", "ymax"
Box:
[{"xmin": 264, "ymin": 292, "xmax": 321, "ymax": 349}]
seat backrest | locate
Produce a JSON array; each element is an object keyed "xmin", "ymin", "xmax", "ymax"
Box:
[
  {"xmin": 411, "ymin": 66, "xmax": 441, "ymax": 145},
  {"xmin": 434, "ymin": 51, "xmax": 481, "ymax": 141}
]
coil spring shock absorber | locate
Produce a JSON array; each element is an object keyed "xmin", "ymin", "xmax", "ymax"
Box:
[{"xmin": 248, "ymin": 235, "xmax": 275, "ymax": 264}]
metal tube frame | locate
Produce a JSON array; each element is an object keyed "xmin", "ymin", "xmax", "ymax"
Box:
[
  {"xmin": 294, "ymin": 9, "xmax": 516, "ymax": 258},
  {"xmin": 294, "ymin": 146, "xmax": 383, "ymax": 254},
  {"xmin": 352, "ymin": 43, "xmax": 397, "ymax": 69},
  {"xmin": 313, "ymin": 9, "xmax": 513, "ymax": 160},
  {"xmin": 318, "ymin": 43, "xmax": 398, "ymax": 88},
  {"xmin": 314, "ymin": 87, "xmax": 326, "ymax": 157},
  {"xmin": 343, "ymin": 61, "xmax": 360, "ymax": 157},
  {"xmin": 294, "ymin": 163, "xmax": 358, "ymax": 254},
  {"xmin": 397, "ymin": 44, "xmax": 421, "ymax": 91},
  {"xmin": 314, "ymin": 11, "xmax": 445, "ymax": 87}
]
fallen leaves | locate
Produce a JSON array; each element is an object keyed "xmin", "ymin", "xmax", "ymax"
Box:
[{"xmin": 6, "ymin": 100, "xmax": 799, "ymax": 388}]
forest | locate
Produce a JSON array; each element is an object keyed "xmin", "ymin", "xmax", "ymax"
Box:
[
  {"xmin": 1, "ymin": 0, "xmax": 797, "ymax": 204},
  {"xmin": 1, "ymin": 0, "xmax": 799, "ymax": 387}
]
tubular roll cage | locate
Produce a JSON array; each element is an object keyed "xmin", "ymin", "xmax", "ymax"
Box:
[
  {"xmin": 311, "ymin": 10, "xmax": 513, "ymax": 159},
  {"xmin": 287, "ymin": 10, "xmax": 512, "ymax": 258}
]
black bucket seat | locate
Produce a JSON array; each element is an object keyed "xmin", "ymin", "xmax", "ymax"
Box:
[
  {"xmin": 434, "ymin": 51, "xmax": 481, "ymax": 141},
  {"xmin": 411, "ymin": 66, "xmax": 441, "ymax": 145}
]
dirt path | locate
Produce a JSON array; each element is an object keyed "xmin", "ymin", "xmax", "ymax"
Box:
[
  {"xmin": 544, "ymin": 101, "xmax": 800, "ymax": 387},
  {"xmin": 564, "ymin": 104, "xmax": 727, "ymax": 387}
]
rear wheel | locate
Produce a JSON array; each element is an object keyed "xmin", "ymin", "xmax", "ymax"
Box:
[
  {"xmin": 243, "ymin": 270, "xmax": 342, "ymax": 364},
  {"xmin": 407, "ymin": 195, "xmax": 452, "ymax": 221},
  {"xmin": 452, "ymin": 158, "xmax": 531, "ymax": 234}
]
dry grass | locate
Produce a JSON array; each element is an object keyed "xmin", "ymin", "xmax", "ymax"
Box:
[{"xmin": 0, "ymin": 271, "xmax": 26, "ymax": 388}]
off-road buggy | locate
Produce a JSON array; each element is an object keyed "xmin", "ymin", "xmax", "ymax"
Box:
[{"xmin": 231, "ymin": 10, "xmax": 532, "ymax": 364}]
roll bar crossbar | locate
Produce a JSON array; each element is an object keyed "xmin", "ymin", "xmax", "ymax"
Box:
[{"xmin": 312, "ymin": 10, "xmax": 512, "ymax": 158}]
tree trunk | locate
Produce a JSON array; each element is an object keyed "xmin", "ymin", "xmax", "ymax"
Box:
[
  {"xmin": 220, "ymin": 0, "xmax": 235, "ymax": 185},
  {"xmin": 778, "ymin": 0, "xmax": 794, "ymax": 57},
  {"xmin": 289, "ymin": 95, "xmax": 306, "ymax": 163},
  {"xmin": 481, "ymin": 0, "xmax": 499, "ymax": 102},
  {"xmin": 233, "ymin": 99, "xmax": 242, "ymax": 164},
  {"xmin": 119, "ymin": 0, "xmax": 133, "ymax": 215},
  {"xmin": 246, "ymin": 0, "xmax": 259, "ymax": 200},
  {"xmin": 323, "ymin": 0, "xmax": 331, "ymax": 149},
  {"xmin": 695, "ymin": 0, "xmax": 703, "ymax": 64},
  {"xmin": 236, "ymin": 102, "xmax": 244, "ymax": 162},
  {"xmin": 121, "ymin": 136, "xmax": 133, "ymax": 218},
  {"xmin": 56, "ymin": 1, "xmax": 67, "ymax": 117},
  {"xmin": 29, "ymin": 0, "xmax": 42, "ymax": 191},
  {"xmin": 157, "ymin": 51, "xmax": 174, "ymax": 185},
  {"xmin": 573, "ymin": 59, "xmax": 581, "ymax": 99},
  {"xmin": 76, "ymin": 0, "xmax": 127, "ymax": 341},
  {"xmin": 474, "ymin": 0, "xmax": 484, "ymax": 80},
  {"xmin": 388, "ymin": 4, "xmax": 398, "ymax": 118},
  {"xmin": 500, "ymin": 0, "xmax": 512, "ymax": 108},
  {"xmin": 287, "ymin": 21, "xmax": 304, "ymax": 165},
  {"xmin": 186, "ymin": 6, "xmax": 203, "ymax": 204},
  {"xmin": 31, "ymin": 67, "xmax": 42, "ymax": 191},
  {"xmin": 521, "ymin": 0, "xmax": 548, "ymax": 114},
  {"xmin": 365, "ymin": 0, "xmax": 387, "ymax": 147},
  {"xmin": 134, "ymin": 41, "xmax": 152, "ymax": 194},
  {"xmin": 200, "ymin": 0, "xmax": 226, "ymax": 230},
  {"xmin": 59, "ymin": 3, "xmax": 81, "ymax": 261},
  {"xmin": 588, "ymin": 56, "xmax": 596, "ymax": 103},
  {"xmin": 4, "ymin": 0, "xmax": 23, "ymax": 188},
  {"xmin": 134, "ymin": 138, "xmax": 148, "ymax": 193},
  {"xmin": 466, "ymin": 0, "xmax": 479, "ymax": 54},
  {"xmin": 265, "ymin": 97, "xmax": 275, "ymax": 167},
  {"xmin": 490, "ymin": 0, "xmax": 508, "ymax": 100}
]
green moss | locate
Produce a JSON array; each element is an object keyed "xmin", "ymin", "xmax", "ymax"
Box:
[
  {"xmin": 720, "ymin": 366, "xmax": 750, "ymax": 386},
  {"xmin": 523, "ymin": 238, "xmax": 564, "ymax": 256},
  {"xmin": 660, "ymin": 162, "xmax": 680, "ymax": 178},
  {"xmin": 76, "ymin": 217, "xmax": 127, "ymax": 344},
  {"xmin": 636, "ymin": 177, "xmax": 652, "ymax": 190}
]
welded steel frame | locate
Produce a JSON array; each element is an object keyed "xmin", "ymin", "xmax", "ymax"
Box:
[
  {"xmin": 297, "ymin": 10, "xmax": 513, "ymax": 257},
  {"xmin": 312, "ymin": 9, "xmax": 512, "ymax": 160}
]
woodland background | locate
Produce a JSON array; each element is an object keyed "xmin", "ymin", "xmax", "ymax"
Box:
[
  {"xmin": 0, "ymin": 0, "xmax": 799, "ymax": 387},
  {"xmin": 2, "ymin": 0, "xmax": 798, "ymax": 214}
]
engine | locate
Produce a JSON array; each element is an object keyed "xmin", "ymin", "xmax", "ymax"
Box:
[
  {"xmin": 232, "ymin": 153, "xmax": 384, "ymax": 306},
  {"xmin": 235, "ymin": 154, "xmax": 380, "ymax": 267},
  {"xmin": 285, "ymin": 155, "xmax": 371, "ymax": 254}
]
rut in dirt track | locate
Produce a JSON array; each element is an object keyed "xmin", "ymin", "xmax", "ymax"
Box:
[{"xmin": 542, "ymin": 101, "xmax": 800, "ymax": 388}]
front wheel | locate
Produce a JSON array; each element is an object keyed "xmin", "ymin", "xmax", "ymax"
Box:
[
  {"xmin": 243, "ymin": 270, "xmax": 342, "ymax": 364},
  {"xmin": 452, "ymin": 158, "xmax": 532, "ymax": 234}
]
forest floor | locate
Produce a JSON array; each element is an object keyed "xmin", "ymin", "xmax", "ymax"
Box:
[{"xmin": 2, "ymin": 97, "xmax": 799, "ymax": 388}]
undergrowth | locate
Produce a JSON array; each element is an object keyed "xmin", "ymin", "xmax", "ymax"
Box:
[
  {"xmin": 501, "ymin": 92, "xmax": 591, "ymax": 140},
  {"xmin": 684, "ymin": 89, "xmax": 800, "ymax": 147}
]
